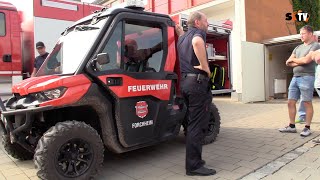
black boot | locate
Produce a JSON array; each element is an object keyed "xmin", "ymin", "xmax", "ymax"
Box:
[{"xmin": 186, "ymin": 166, "xmax": 216, "ymax": 176}]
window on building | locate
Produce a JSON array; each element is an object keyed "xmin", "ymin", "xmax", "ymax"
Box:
[{"xmin": 0, "ymin": 13, "xmax": 5, "ymax": 36}]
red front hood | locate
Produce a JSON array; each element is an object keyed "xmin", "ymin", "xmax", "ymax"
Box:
[{"xmin": 12, "ymin": 75, "xmax": 91, "ymax": 96}]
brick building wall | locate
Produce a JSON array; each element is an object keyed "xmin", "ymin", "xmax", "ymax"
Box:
[{"xmin": 245, "ymin": 0, "xmax": 297, "ymax": 43}]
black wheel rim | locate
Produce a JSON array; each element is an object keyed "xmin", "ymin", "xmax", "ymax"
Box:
[
  {"xmin": 207, "ymin": 112, "xmax": 215, "ymax": 136},
  {"xmin": 55, "ymin": 138, "xmax": 93, "ymax": 178}
]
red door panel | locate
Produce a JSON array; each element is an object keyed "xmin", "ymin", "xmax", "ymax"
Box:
[{"xmin": 0, "ymin": 10, "xmax": 12, "ymax": 76}]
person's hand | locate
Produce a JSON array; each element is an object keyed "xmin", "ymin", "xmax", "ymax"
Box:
[
  {"xmin": 313, "ymin": 51, "xmax": 320, "ymax": 64},
  {"xmin": 286, "ymin": 59, "xmax": 293, "ymax": 66},
  {"xmin": 194, "ymin": 65, "xmax": 210, "ymax": 77},
  {"xmin": 175, "ymin": 24, "xmax": 184, "ymax": 36}
]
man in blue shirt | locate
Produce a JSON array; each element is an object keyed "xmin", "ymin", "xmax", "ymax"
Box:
[
  {"xmin": 176, "ymin": 11, "xmax": 216, "ymax": 176},
  {"xmin": 31, "ymin": 41, "xmax": 49, "ymax": 77}
]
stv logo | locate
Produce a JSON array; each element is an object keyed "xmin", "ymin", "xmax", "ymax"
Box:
[
  {"xmin": 285, "ymin": 10, "xmax": 310, "ymax": 22},
  {"xmin": 135, "ymin": 101, "xmax": 148, "ymax": 119}
]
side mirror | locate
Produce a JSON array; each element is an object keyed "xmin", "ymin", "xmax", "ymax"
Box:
[{"xmin": 96, "ymin": 53, "xmax": 110, "ymax": 65}]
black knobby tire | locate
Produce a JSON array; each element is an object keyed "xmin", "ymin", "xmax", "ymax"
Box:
[
  {"xmin": 203, "ymin": 103, "xmax": 221, "ymax": 145},
  {"xmin": 34, "ymin": 121, "xmax": 104, "ymax": 180},
  {"xmin": 2, "ymin": 135, "xmax": 34, "ymax": 160}
]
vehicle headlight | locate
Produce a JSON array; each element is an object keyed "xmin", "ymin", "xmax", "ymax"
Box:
[{"xmin": 43, "ymin": 87, "xmax": 67, "ymax": 100}]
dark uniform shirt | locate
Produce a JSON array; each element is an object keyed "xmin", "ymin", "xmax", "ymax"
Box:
[
  {"xmin": 177, "ymin": 27, "xmax": 207, "ymax": 75},
  {"xmin": 34, "ymin": 52, "xmax": 49, "ymax": 71}
]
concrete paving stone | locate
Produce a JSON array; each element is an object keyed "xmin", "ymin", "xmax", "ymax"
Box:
[
  {"xmin": 0, "ymin": 157, "xmax": 15, "ymax": 165},
  {"xmin": 166, "ymin": 165, "xmax": 185, "ymax": 175},
  {"xmin": 250, "ymin": 158, "xmax": 271, "ymax": 166},
  {"xmin": 262, "ymin": 174, "xmax": 285, "ymax": 180},
  {"xmin": 279, "ymin": 163, "xmax": 308, "ymax": 173},
  {"xmin": 0, "ymin": 162, "xmax": 18, "ymax": 171},
  {"xmin": 314, "ymin": 157, "xmax": 320, "ymax": 164},
  {"xmin": 0, "ymin": 173, "xmax": 5, "ymax": 180},
  {"xmin": 214, "ymin": 156, "xmax": 242, "ymax": 164},
  {"xmin": 244, "ymin": 146, "xmax": 267, "ymax": 153},
  {"xmin": 307, "ymin": 145, "xmax": 320, "ymax": 153},
  {"xmin": 5, "ymin": 173, "xmax": 30, "ymax": 180},
  {"xmin": 203, "ymin": 153, "xmax": 219, "ymax": 160},
  {"xmin": 262, "ymin": 144, "xmax": 286, "ymax": 152},
  {"xmin": 232, "ymin": 166, "xmax": 254, "ymax": 175},
  {"xmin": 0, "ymin": 154, "xmax": 9, "ymax": 159},
  {"xmin": 1, "ymin": 167, "xmax": 25, "ymax": 177},
  {"xmin": 210, "ymin": 162, "xmax": 240, "ymax": 171},
  {"xmin": 282, "ymin": 152, "xmax": 300, "ymax": 160},
  {"xmin": 238, "ymin": 142, "xmax": 265, "ymax": 149},
  {"xmin": 148, "ymin": 160, "xmax": 176, "ymax": 169},
  {"xmin": 266, "ymin": 139, "xmax": 287, "ymax": 147},
  {"xmin": 275, "ymin": 156, "xmax": 293, "ymax": 164},
  {"xmin": 300, "ymin": 167, "xmax": 320, "ymax": 176},
  {"xmin": 22, "ymin": 168, "xmax": 38, "ymax": 177},
  {"xmin": 241, "ymin": 172, "xmax": 268, "ymax": 180},
  {"xmin": 97, "ymin": 169, "xmax": 135, "ymax": 180},
  {"xmin": 265, "ymin": 170, "xmax": 311, "ymax": 180},
  {"xmin": 160, "ymin": 156, "xmax": 184, "ymax": 165},
  {"xmin": 163, "ymin": 152, "xmax": 185, "ymax": 159},
  {"xmin": 281, "ymin": 148, "xmax": 295, "ymax": 154},
  {"xmin": 268, "ymin": 150, "xmax": 286, "ymax": 156},
  {"xmin": 223, "ymin": 140, "xmax": 248, "ymax": 147},
  {"xmin": 164, "ymin": 173, "xmax": 194, "ymax": 180},
  {"xmin": 192, "ymin": 175, "xmax": 220, "ymax": 180},
  {"xmin": 254, "ymin": 153, "xmax": 278, "ymax": 160},
  {"xmin": 115, "ymin": 164, "xmax": 157, "ymax": 179},
  {"xmin": 153, "ymin": 171, "xmax": 177, "ymax": 180},
  {"xmin": 141, "ymin": 167, "xmax": 174, "ymax": 179},
  {"xmin": 295, "ymin": 150, "xmax": 319, "ymax": 161},
  {"xmin": 235, "ymin": 160, "xmax": 262, "ymax": 169},
  {"xmin": 215, "ymin": 177, "xmax": 230, "ymax": 180},
  {"xmin": 204, "ymin": 145, "xmax": 232, "ymax": 152},
  {"xmin": 29, "ymin": 176, "xmax": 41, "ymax": 180},
  {"xmin": 215, "ymin": 170, "xmax": 243, "ymax": 180},
  {"xmin": 307, "ymin": 174, "xmax": 320, "ymax": 180},
  {"xmin": 211, "ymin": 150, "xmax": 233, "ymax": 157},
  {"xmin": 295, "ymin": 146, "xmax": 310, "ymax": 153},
  {"xmin": 226, "ymin": 148, "xmax": 258, "ymax": 156},
  {"xmin": 257, "ymin": 161, "xmax": 286, "ymax": 175},
  {"xmin": 230, "ymin": 153, "xmax": 257, "ymax": 161},
  {"xmin": 223, "ymin": 147, "xmax": 247, "ymax": 152},
  {"xmin": 15, "ymin": 161, "xmax": 35, "ymax": 170},
  {"xmin": 213, "ymin": 142, "xmax": 236, "ymax": 149}
]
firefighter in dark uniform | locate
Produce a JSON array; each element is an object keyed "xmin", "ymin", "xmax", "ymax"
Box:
[
  {"xmin": 176, "ymin": 11, "xmax": 216, "ymax": 176},
  {"xmin": 31, "ymin": 41, "xmax": 49, "ymax": 77}
]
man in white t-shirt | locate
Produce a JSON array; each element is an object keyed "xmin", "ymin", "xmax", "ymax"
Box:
[{"xmin": 310, "ymin": 49, "xmax": 320, "ymax": 144}]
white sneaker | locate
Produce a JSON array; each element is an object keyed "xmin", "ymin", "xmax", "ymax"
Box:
[
  {"xmin": 300, "ymin": 127, "xmax": 311, "ymax": 137},
  {"xmin": 279, "ymin": 126, "xmax": 297, "ymax": 133}
]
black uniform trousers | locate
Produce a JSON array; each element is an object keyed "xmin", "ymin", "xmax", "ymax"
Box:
[{"xmin": 181, "ymin": 74, "xmax": 213, "ymax": 172}]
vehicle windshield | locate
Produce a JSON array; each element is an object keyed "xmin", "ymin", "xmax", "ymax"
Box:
[{"xmin": 36, "ymin": 18, "xmax": 107, "ymax": 76}]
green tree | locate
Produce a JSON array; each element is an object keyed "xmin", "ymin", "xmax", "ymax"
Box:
[{"xmin": 290, "ymin": 0, "xmax": 320, "ymax": 31}]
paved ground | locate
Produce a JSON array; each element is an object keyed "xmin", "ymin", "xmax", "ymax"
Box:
[
  {"xmin": 0, "ymin": 96, "xmax": 320, "ymax": 180},
  {"xmin": 262, "ymin": 143, "xmax": 320, "ymax": 180}
]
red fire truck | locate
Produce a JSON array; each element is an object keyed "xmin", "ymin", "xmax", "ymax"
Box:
[{"xmin": 0, "ymin": 0, "xmax": 102, "ymax": 96}]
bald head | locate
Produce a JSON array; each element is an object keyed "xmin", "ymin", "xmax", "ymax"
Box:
[
  {"xmin": 125, "ymin": 39, "xmax": 137, "ymax": 47},
  {"xmin": 125, "ymin": 39, "xmax": 138, "ymax": 57}
]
